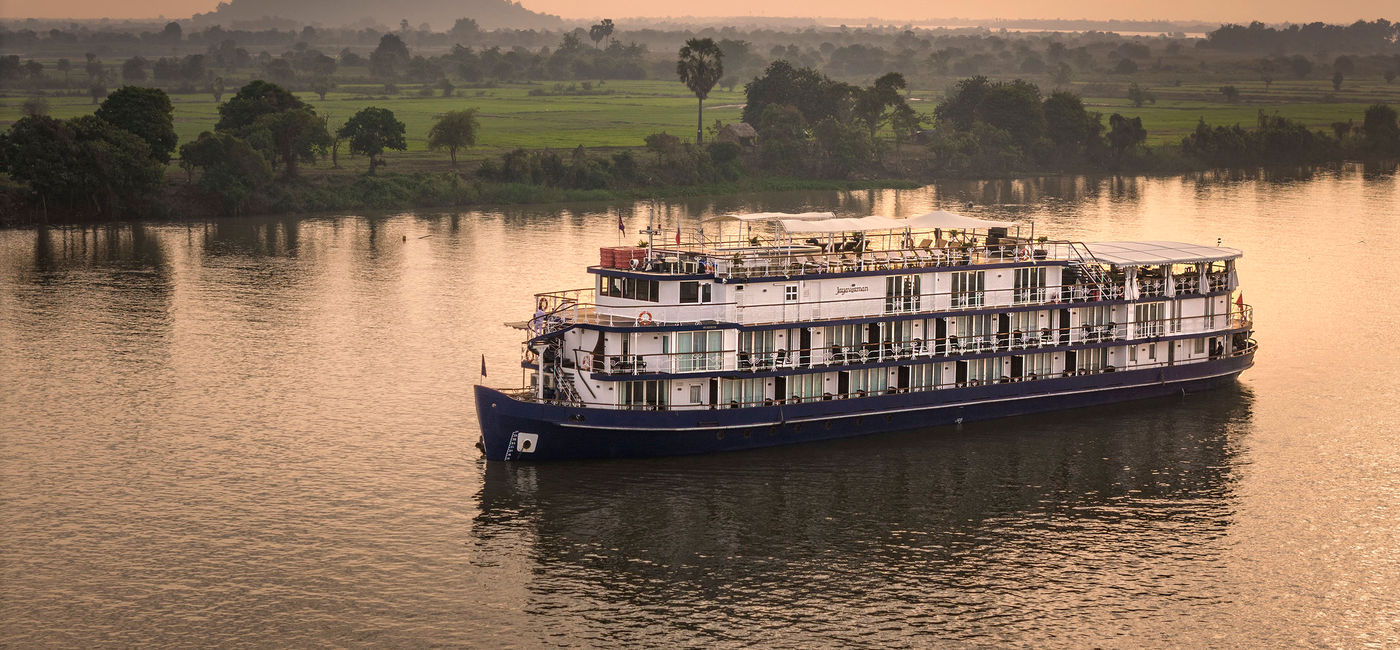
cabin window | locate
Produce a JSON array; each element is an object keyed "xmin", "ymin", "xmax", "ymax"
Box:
[
  {"xmin": 609, "ymin": 277, "xmax": 658, "ymax": 302},
  {"xmin": 1013, "ymin": 267, "xmax": 1047, "ymax": 304},
  {"xmin": 965, "ymin": 357, "xmax": 1002, "ymax": 383},
  {"xmin": 788, "ymin": 372, "xmax": 824, "ymax": 402},
  {"xmin": 1194, "ymin": 337, "xmax": 1206, "ymax": 354},
  {"xmin": 676, "ymin": 330, "xmax": 723, "ymax": 372},
  {"xmin": 885, "ymin": 274, "xmax": 921, "ymax": 313},
  {"xmin": 784, "ymin": 284, "xmax": 798, "ymax": 302},
  {"xmin": 1018, "ymin": 352, "xmax": 1054, "ymax": 377},
  {"xmin": 909, "ymin": 363, "xmax": 941, "ymax": 389},
  {"xmin": 680, "ymin": 281, "xmax": 713, "ymax": 304},
  {"xmin": 599, "ymin": 276, "xmax": 625, "ymax": 297},
  {"xmin": 721, "ymin": 377, "xmax": 765, "ymax": 406},
  {"xmin": 620, "ymin": 380, "xmax": 667, "ymax": 409},
  {"xmin": 850, "ymin": 368, "xmax": 888, "ymax": 394},
  {"xmin": 951, "ymin": 271, "xmax": 985, "ymax": 308},
  {"xmin": 1081, "ymin": 348, "xmax": 1110, "ymax": 371},
  {"xmin": 1134, "ymin": 302, "xmax": 1166, "ymax": 338},
  {"xmin": 689, "ymin": 384, "xmax": 702, "ymax": 403}
]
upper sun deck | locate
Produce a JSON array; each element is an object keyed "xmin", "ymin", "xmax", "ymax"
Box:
[{"xmin": 592, "ymin": 211, "xmax": 1242, "ymax": 281}]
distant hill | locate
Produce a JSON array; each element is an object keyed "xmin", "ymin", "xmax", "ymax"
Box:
[{"xmin": 190, "ymin": 0, "xmax": 565, "ymax": 31}]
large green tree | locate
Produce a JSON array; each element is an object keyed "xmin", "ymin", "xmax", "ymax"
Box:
[
  {"xmin": 339, "ymin": 107, "xmax": 406, "ymax": 173},
  {"xmin": 216, "ymin": 81, "xmax": 329, "ymax": 177},
  {"xmin": 248, "ymin": 108, "xmax": 331, "ymax": 177},
  {"xmin": 1106, "ymin": 113, "xmax": 1147, "ymax": 162},
  {"xmin": 95, "ymin": 86, "xmax": 177, "ymax": 163},
  {"xmin": 427, "ymin": 108, "xmax": 480, "ymax": 167},
  {"xmin": 853, "ymin": 72, "xmax": 908, "ymax": 145},
  {"xmin": 0, "ymin": 114, "xmax": 163, "ymax": 217},
  {"xmin": 215, "ymin": 80, "xmax": 306, "ymax": 132},
  {"xmin": 676, "ymin": 38, "xmax": 724, "ymax": 144},
  {"xmin": 1362, "ymin": 103, "xmax": 1399, "ymax": 155},
  {"xmin": 934, "ymin": 76, "xmax": 1048, "ymax": 158},
  {"xmin": 742, "ymin": 61, "xmax": 854, "ymax": 127},
  {"xmin": 179, "ymin": 131, "xmax": 272, "ymax": 215},
  {"xmin": 369, "ymin": 34, "xmax": 411, "ymax": 79},
  {"xmin": 1042, "ymin": 91, "xmax": 1104, "ymax": 167}
]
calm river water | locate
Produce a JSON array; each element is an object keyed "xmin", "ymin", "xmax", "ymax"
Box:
[{"xmin": 3, "ymin": 166, "xmax": 1399, "ymax": 646}]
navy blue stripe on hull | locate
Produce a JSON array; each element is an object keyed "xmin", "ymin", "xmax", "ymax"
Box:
[{"xmin": 474, "ymin": 354, "xmax": 1253, "ymax": 461}]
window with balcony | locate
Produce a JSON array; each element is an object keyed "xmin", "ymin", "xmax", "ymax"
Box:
[
  {"xmin": 1134, "ymin": 302, "xmax": 1166, "ymax": 338},
  {"xmin": 885, "ymin": 274, "xmax": 921, "ymax": 313},
  {"xmin": 676, "ymin": 330, "xmax": 723, "ymax": 372},
  {"xmin": 951, "ymin": 271, "xmax": 985, "ymax": 308},
  {"xmin": 620, "ymin": 380, "xmax": 667, "ymax": 409},
  {"xmin": 1013, "ymin": 267, "xmax": 1047, "ymax": 304},
  {"xmin": 720, "ymin": 377, "xmax": 765, "ymax": 407}
]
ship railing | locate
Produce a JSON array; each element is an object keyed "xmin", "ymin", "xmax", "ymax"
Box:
[
  {"xmin": 704, "ymin": 240, "xmax": 1088, "ymax": 279},
  {"xmin": 520, "ymin": 339, "xmax": 1260, "ymax": 409},
  {"xmin": 569, "ymin": 306, "xmax": 1253, "ymax": 376},
  {"xmin": 565, "ymin": 279, "xmax": 1234, "ymax": 329}
]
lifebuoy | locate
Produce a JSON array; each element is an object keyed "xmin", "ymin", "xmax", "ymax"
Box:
[
  {"xmin": 537, "ymin": 297, "xmax": 548, "ymax": 311},
  {"xmin": 581, "ymin": 353, "xmax": 593, "ymax": 369},
  {"xmin": 636, "ymin": 311, "xmax": 653, "ymax": 326},
  {"xmin": 1016, "ymin": 246, "xmax": 1032, "ymax": 261}
]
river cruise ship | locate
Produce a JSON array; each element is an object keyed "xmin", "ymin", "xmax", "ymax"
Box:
[{"xmin": 474, "ymin": 211, "xmax": 1256, "ymax": 461}]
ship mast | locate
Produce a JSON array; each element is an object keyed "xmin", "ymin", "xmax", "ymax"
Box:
[{"xmin": 641, "ymin": 199, "xmax": 662, "ymax": 258}]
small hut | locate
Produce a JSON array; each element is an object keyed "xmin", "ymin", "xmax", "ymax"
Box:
[{"xmin": 715, "ymin": 123, "xmax": 759, "ymax": 147}]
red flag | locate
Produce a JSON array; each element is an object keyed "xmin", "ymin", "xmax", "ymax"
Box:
[
  {"xmin": 675, "ymin": 223, "xmax": 681, "ymax": 245},
  {"xmin": 1236, "ymin": 293, "xmax": 1243, "ymax": 309},
  {"xmin": 617, "ymin": 214, "xmax": 624, "ymax": 233}
]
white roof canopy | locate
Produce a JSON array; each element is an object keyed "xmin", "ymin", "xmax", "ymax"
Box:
[
  {"xmin": 1084, "ymin": 241, "xmax": 1243, "ymax": 266},
  {"xmin": 701, "ymin": 211, "xmax": 836, "ymax": 223},
  {"xmin": 904, "ymin": 210, "xmax": 1017, "ymax": 230},
  {"xmin": 777, "ymin": 211, "xmax": 1017, "ymax": 235}
]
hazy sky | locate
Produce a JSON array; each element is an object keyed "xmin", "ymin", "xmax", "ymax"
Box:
[{"xmin": 1, "ymin": 0, "xmax": 1394, "ymax": 24}]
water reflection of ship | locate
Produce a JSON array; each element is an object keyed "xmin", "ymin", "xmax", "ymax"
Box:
[{"xmin": 473, "ymin": 386, "xmax": 1254, "ymax": 633}]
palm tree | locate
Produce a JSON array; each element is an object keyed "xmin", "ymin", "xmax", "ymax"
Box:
[{"xmin": 676, "ymin": 38, "xmax": 723, "ymax": 144}]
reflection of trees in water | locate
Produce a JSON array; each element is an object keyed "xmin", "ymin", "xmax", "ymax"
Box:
[
  {"xmin": 201, "ymin": 218, "xmax": 301, "ymax": 257},
  {"xmin": 473, "ymin": 387, "xmax": 1253, "ymax": 642},
  {"xmin": 19, "ymin": 225, "xmax": 175, "ymax": 347},
  {"xmin": 30, "ymin": 224, "xmax": 169, "ymax": 274}
]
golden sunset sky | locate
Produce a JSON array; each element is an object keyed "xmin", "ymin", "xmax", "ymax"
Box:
[{"xmin": 0, "ymin": 0, "xmax": 1393, "ymax": 23}]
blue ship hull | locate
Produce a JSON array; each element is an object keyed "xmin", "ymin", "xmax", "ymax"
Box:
[{"xmin": 474, "ymin": 352, "xmax": 1254, "ymax": 461}]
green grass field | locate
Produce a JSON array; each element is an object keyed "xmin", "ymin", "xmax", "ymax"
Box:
[
  {"xmin": 0, "ymin": 80, "xmax": 747, "ymax": 167},
  {"xmin": 2, "ymin": 77, "xmax": 1397, "ymax": 170}
]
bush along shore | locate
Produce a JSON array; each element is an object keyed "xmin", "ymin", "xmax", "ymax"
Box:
[{"xmin": 3, "ymin": 70, "xmax": 1399, "ymax": 225}]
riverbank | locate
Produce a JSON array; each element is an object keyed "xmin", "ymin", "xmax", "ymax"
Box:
[{"xmin": 0, "ymin": 172, "xmax": 924, "ymax": 226}]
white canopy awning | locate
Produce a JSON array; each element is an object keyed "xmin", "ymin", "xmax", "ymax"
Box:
[
  {"xmin": 904, "ymin": 210, "xmax": 1017, "ymax": 230},
  {"xmin": 777, "ymin": 211, "xmax": 1016, "ymax": 235},
  {"xmin": 701, "ymin": 211, "xmax": 836, "ymax": 223},
  {"xmin": 1084, "ymin": 241, "xmax": 1243, "ymax": 266}
]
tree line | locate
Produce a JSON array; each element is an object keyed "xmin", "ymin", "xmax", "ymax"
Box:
[{"xmin": 3, "ymin": 58, "xmax": 1399, "ymax": 222}]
